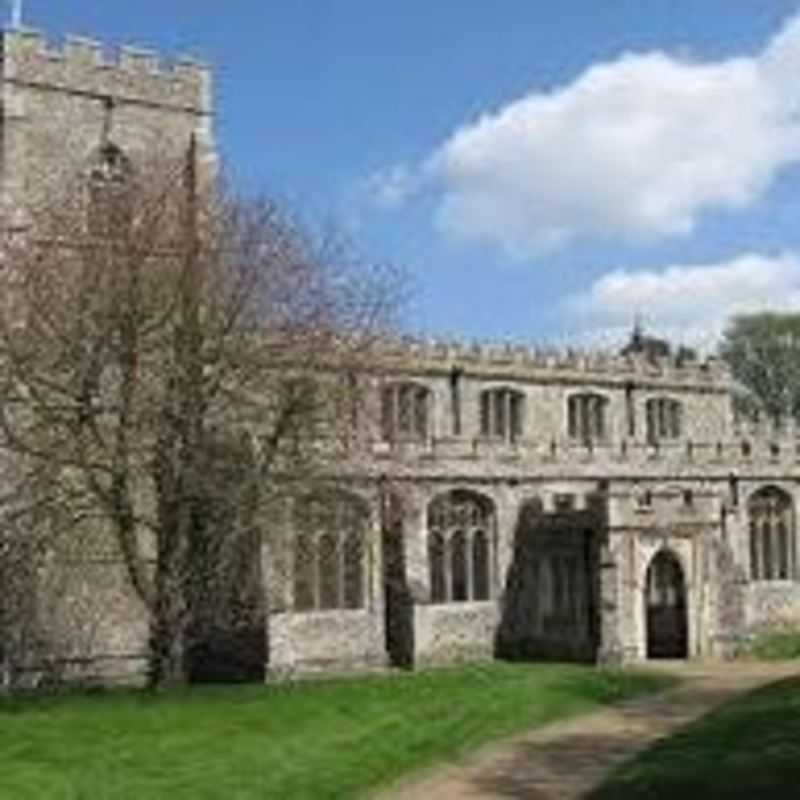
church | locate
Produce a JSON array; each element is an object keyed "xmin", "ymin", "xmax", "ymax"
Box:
[{"xmin": 0, "ymin": 25, "xmax": 798, "ymax": 685}]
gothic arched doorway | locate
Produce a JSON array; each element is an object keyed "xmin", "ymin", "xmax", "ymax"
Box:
[{"xmin": 645, "ymin": 550, "xmax": 688, "ymax": 659}]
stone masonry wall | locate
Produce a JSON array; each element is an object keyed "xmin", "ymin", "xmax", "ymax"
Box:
[
  {"xmin": 0, "ymin": 27, "xmax": 209, "ymax": 686},
  {"xmin": 1, "ymin": 28, "xmax": 213, "ymax": 221},
  {"xmin": 3, "ymin": 23, "xmax": 800, "ymax": 682}
]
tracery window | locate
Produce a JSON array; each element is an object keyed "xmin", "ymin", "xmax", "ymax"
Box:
[
  {"xmin": 748, "ymin": 487, "xmax": 795, "ymax": 581},
  {"xmin": 480, "ymin": 388, "xmax": 524, "ymax": 442},
  {"xmin": 293, "ymin": 492, "xmax": 368, "ymax": 611},
  {"xmin": 646, "ymin": 397, "xmax": 682, "ymax": 443},
  {"xmin": 567, "ymin": 393, "xmax": 609, "ymax": 444},
  {"xmin": 381, "ymin": 382, "xmax": 430, "ymax": 442},
  {"xmin": 427, "ymin": 490, "xmax": 494, "ymax": 603}
]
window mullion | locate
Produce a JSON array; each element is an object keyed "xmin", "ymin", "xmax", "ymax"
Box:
[
  {"xmin": 598, "ymin": 397, "xmax": 606, "ymax": 440},
  {"xmin": 313, "ymin": 532, "xmax": 320, "ymax": 610},
  {"xmin": 751, "ymin": 519, "xmax": 760, "ymax": 580},
  {"xmin": 588, "ymin": 396, "xmax": 597, "ymax": 441},
  {"xmin": 580, "ymin": 397, "xmax": 589, "ymax": 443},
  {"xmin": 763, "ymin": 519, "xmax": 772, "ymax": 580},
  {"xmin": 339, "ymin": 531, "xmax": 346, "ymax": 608},
  {"xmin": 466, "ymin": 529, "xmax": 474, "ymax": 601},
  {"xmin": 444, "ymin": 532, "xmax": 453, "ymax": 602}
]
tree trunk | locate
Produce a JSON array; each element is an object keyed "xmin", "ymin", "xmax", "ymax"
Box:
[{"xmin": 148, "ymin": 563, "xmax": 188, "ymax": 688}]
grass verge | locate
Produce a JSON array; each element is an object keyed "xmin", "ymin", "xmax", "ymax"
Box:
[
  {"xmin": 589, "ymin": 674, "xmax": 800, "ymax": 800},
  {"xmin": 0, "ymin": 662, "xmax": 671, "ymax": 800},
  {"xmin": 743, "ymin": 628, "xmax": 800, "ymax": 661}
]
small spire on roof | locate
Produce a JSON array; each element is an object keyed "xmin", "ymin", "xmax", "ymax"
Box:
[{"xmin": 631, "ymin": 314, "xmax": 644, "ymax": 348}]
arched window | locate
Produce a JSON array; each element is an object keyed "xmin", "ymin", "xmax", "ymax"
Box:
[
  {"xmin": 646, "ymin": 397, "xmax": 682, "ymax": 443},
  {"xmin": 427, "ymin": 491, "xmax": 495, "ymax": 603},
  {"xmin": 567, "ymin": 393, "xmax": 608, "ymax": 444},
  {"xmin": 480, "ymin": 387, "xmax": 525, "ymax": 442},
  {"xmin": 381, "ymin": 382, "xmax": 430, "ymax": 442},
  {"xmin": 292, "ymin": 492, "xmax": 368, "ymax": 611},
  {"xmin": 748, "ymin": 487, "xmax": 795, "ymax": 581},
  {"xmin": 88, "ymin": 141, "xmax": 133, "ymax": 238}
]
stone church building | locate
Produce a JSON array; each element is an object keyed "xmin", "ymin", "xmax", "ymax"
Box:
[{"xmin": 0, "ymin": 26, "xmax": 799, "ymax": 685}]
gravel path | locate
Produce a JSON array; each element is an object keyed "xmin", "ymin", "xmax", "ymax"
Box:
[{"xmin": 373, "ymin": 660, "xmax": 800, "ymax": 800}]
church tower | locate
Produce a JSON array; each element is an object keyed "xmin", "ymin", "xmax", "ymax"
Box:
[
  {"xmin": 0, "ymin": 27, "xmax": 215, "ymax": 226},
  {"xmin": 0, "ymin": 25, "xmax": 217, "ymax": 687}
]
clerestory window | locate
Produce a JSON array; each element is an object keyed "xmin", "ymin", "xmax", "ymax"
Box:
[
  {"xmin": 380, "ymin": 382, "xmax": 430, "ymax": 442},
  {"xmin": 646, "ymin": 397, "xmax": 682, "ymax": 443},
  {"xmin": 567, "ymin": 393, "xmax": 609, "ymax": 444},
  {"xmin": 480, "ymin": 387, "xmax": 525, "ymax": 442}
]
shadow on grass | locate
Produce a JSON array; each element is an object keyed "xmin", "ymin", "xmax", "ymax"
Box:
[
  {"xmin": 471, "ymin": 680, "xmax": 784, "ymax": 800},
  {"xmin": 585, "ymin": 675, "xmax": 800, "ymax": 800}
]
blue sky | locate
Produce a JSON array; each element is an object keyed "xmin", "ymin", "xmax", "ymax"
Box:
[{"xmin": 17, "ymin": 1, "xmax": 800, "ymax": 350}]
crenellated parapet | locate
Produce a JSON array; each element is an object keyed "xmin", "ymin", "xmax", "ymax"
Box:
[
  {"xmin": 1, "ymin": 28, "xmax": 212, "ymax": 114},
  {"xmin": 374, "ymin": 336, "xmax": 730, "ymax": 389}
]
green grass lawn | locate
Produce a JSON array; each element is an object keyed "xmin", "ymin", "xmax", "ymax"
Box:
[
  {"xmin": 744, "ymin": 628, "xmax": 800, "ymax": 661},
  {"xmin": 0, "ymin": 663, "xmax": 671, "ymax": 800},
  {"xmin": 589, "ymin": 674, "xmax": 800, "ymax": 800}
]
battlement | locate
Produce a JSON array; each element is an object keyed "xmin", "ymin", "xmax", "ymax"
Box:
[
  {"xmin": 376, "ymin": 336, "xmax": 730, "ymax": 387},
  {"xmin": 1, "ymin": 28, "xmax": 212, "ymax": 114}
]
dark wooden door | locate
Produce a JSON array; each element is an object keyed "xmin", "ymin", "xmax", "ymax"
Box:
[{"xmin": 646, "ymin": 551, "xmax": 688, "ymax": 659}]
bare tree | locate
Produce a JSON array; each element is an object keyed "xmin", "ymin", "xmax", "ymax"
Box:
[{"xmin": 0, "ymin": 140, "xmax": 401, "ymax": 688}]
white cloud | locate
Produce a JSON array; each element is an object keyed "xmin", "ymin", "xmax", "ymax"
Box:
[
  {"xmin": 362, "ymin": 163, "xmax": 420, "ymax": 209},
  {"xmin": 564, "ymin": 252, "xmax": 800, "ymax": 350},
  {"xmin": 377, "ymin": 13, "xmax": 800, "ymax": 255}
]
